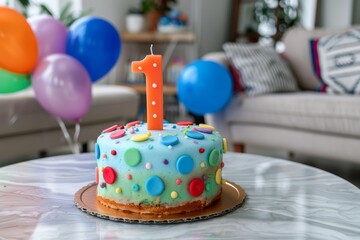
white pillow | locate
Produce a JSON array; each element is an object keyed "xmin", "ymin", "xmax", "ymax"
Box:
[{"xmin": 316, "ymin": 29, "xmax": 360, "ymax": 94}]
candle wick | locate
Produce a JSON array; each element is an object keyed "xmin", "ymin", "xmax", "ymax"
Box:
[{"xmin": 150, "ymin": 44, "xmax": 154, "ymax": 55}]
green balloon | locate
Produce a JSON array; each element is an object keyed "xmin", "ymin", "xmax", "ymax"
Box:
[{"xmin": 0, "ymin": 68, "xmax": 31, "ymax": 94}]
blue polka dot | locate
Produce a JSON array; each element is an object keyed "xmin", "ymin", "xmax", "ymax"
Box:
[
  {"xmin": 163, "ymin": 119, "xmax": 169, "ymax": 123},
  {"xmin": 145, "ymin": 176, "xmax": 165, "ymax": 196},
  {"xmin": 132, "ymin": 184, "xmax": 140, "ymax": 191},
  {"xmin": 176, "ymin": 155, "xmax": 194, "ymax": 174},
  {"xmin": 161, "ymin": 135, "xmax": 179, "ymax": 146},
  {"xmin": 95, "ymin": 143, "xmax": 100, "ymax": 159},
  {"xmin": 186, "ymin": 131, "xmax": 204, "ymax": 140}
]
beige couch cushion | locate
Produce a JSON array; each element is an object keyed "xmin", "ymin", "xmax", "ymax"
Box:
[
  {"xmin": 226, "ymin": 92, "xmax": 360, "ymax": 137},
  {"xmin": 0, "ymin": 85, "xmax": 139, "ymax": 137}
]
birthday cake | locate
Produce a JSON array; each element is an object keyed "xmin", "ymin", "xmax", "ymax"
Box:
[{"xmin": 94, "ymin": 120, "xmax": 227, "ymax": 214}]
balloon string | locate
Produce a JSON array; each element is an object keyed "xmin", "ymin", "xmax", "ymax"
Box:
[
  {"xmin": 56, "ymin": 117, "xmax": 74, "ymax": 152},
  {"xmin": 55, "ymin": 117, "xmax": 80, "ymax": 154},
  {"xmin": 73, "ymin": 121, "xmax": 81, "ymax": 154}
]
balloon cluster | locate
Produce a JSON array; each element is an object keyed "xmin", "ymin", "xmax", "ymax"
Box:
[{"xmin": 0, "ymin": 6, "xmax": 121, "ymax": 122}]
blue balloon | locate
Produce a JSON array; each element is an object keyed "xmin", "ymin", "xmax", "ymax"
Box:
[
  {"xmin": 66, "ymin": 16, "xmax": 121, "ymax": 82},
  {"xmin": 177, "ymin": 60, "xmax": 233, "ymax": 115}
]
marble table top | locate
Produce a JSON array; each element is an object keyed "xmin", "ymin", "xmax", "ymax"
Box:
[{"xmin": 1, "ymin": 152, "xmax": 360, "ymax": 239}]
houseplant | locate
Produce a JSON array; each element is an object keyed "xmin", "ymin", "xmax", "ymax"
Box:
[
  {"xmin": 15, "ymin": 0, "xmax": 91, "ymax": 27},
  {"xmin": 140, "ymin": 0, "xmax": 177, "ymax": 31},
  {"xmin": 126, "ymin": 7, "xmax": 145, "ymax": 33}
]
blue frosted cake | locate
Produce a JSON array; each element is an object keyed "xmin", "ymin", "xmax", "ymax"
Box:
[{"xmin": 95, "ymin": 120, "xmax": 227, "ymax": 214}]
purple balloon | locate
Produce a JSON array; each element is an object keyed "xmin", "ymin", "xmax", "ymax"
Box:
[
  {"xmin": 28, "ymin": 15, "xmax": 68, "ymax": 63},
  {"xmin": 32, "ymin": 54, "xmax": 92, "ymax": 121}
]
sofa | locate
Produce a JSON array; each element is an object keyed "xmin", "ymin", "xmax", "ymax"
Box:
[
  {"xmin": 204, "ymin": 26, "xmax": 360, "ymax": 164},
  {"xmin": 0, "ymin": 84, "xmax": 139, "ymax": 166}
]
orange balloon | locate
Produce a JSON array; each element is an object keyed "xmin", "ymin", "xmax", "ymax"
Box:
[{"xmin": 0, "ymin": 7, "xmax": 38, "ymax": 74}]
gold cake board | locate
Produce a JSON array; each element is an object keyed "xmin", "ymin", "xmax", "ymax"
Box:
[{"xmin": 74, "ymin": 180, "xmax": 246, "ymax": 224}]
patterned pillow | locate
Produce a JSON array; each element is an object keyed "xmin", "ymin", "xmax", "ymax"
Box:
[
  {"xmin": 311, "ymin": 29, "xmax": 360, "ymax": 94},
  {"xmin": 223, "ymin": 43, "xmax": 298, "ymax": 96}
]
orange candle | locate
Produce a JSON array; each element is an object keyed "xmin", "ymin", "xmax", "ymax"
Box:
[{"xmin": 132, "ymin": 47, "xmax": 163, "ymax": 130}]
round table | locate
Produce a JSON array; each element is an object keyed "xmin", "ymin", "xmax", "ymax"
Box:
[{"xmin": 1, "ymin": 152, "xmax": 360, "ymax": 239}]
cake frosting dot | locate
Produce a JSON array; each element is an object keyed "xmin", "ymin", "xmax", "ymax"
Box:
[
  {"xmin": 95, "ymin": 167, "xmax": 99, "ymax": 184},
  {"xmin": 145, "ymin": 176, "xmax": 165, "ymax": 196},
  {"xmin": 103, "ymin": 167, "xmax": 117, "ymax": 184},
  {"xmin": 216, "ymin": 168, "xmax": 222, "ymax": 184},
  {"xmin": 132, "ymin": 184, "xmax": 140, "ymax": 191},
  {"xmin": 95, "ymin": 143, "xmax": 100, "ymax": 159},
  {"xmin": 209, "ymin": 149, "xmax": 220, "ymax": 166},
  {"xmin": 145, "ymin": 162, "xmax": 152, "ymax": 169},
  {"xmin": 175, "ymin": 178, "xmax": 182, "ymax": 185},
  {"xmin": 124, "ymin": 148, "xmax": 141, "ymax": 167},
  {"xmin": 171, "ymin": 191, "xmax": 178, "ymax": 199},
  {"xmin": 176, "ymin": 155, "xmax": 194, "ymax": 174},
  {"xmin": 160, "ymin": 135, "xmax": 179, "ymax": 146},
  {"xmin": 189, "ymin": 178, "xmax": 205, "ymax": 197},
  {"xmin": 186, "ymin": 131, "xmax": 205, "ymax": 140},
  {"xmin": 110, "ymin": 129, "xmax": 126, "ymax": 139}
]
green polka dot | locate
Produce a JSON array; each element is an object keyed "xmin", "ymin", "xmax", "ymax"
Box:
[
  {"xmin": 209, "ymin": 149, "xmax": 220, "ymax": 166},
  {"xmin": 124, "ymin": 148, "xmax": 141, "ymax": 167}
]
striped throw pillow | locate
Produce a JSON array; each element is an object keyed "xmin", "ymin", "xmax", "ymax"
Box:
[
  {"xmin": 223, "ymin": 43, "xmax": 298, "ymax": 96},
  {"xmin": 312, "ymin": 29, "xmax": 360, "ymax": 94}
]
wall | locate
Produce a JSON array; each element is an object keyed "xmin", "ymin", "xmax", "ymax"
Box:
[
  {"xmin": 195, "ymin": 0, "xmax": 232, "ymax": 56},
  {"xmin": 317, "ymin": 0, "xmax": 353, "ymax": 28}
]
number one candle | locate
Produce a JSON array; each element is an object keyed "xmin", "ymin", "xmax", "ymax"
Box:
[{"xmin": 132, "ymin": 45, "xmax": 163, "ymax": 130}]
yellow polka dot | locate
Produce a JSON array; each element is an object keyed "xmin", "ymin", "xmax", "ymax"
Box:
[
  {"xmin": 183, "ymin": 130, "xmax": 188, "ymax": 134},
  {"xmin": 171, "ymin": 191, "xmax": 178, "ymax": 199},
  {"xmin": 199, "ymin": 123, "xmax": 215, "ymax": 131},
  {"xmin": 222, "ymin": 138, "xmax": 228, "ymax": 153},
  {"xmin": 99, "ymin": 167, "xmax": 104, "ymax": 172},
  {"xmin": 200, "ymin": 162, "xmax": 205, "ymax": 168},
  {"xmin": 131, "ymin": 133, "xmax": 149, "ymax": 142},
  {"xmin": 216, "ymin": 168, "xmax": 222, "ymax": 185},
  {"xmin": 116, "ymin": 188, "xmax": 122, "ymax": 193},
  {"xmin": 146, "ymin": 131, "xmax": 151, "ymax": 136}
]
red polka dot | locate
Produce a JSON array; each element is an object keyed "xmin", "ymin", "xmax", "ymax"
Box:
[
  {"xmin": 119, "ymin": 125, "xmax": 125, "ymax": 129},
  {"xmin": 111, "ymin": 150, "xmax": 117, "ymax": 156},
  {"xmin": 126, "ymin": 120, "xmax": 141, "ymax": 128},
  {"xmin": 103, "ymin": 167, "xmax": 117, "ymax": 184},
  {"xmin": 103, "ymin": 124, "xmax": 118, "ymax": 133},
  {"xmin": 175, "ymin": 178, "xmax": 182, "ymax": 185},
  {"xmin": 95, "ymin": 167, "xmax": 99, "ymax": 184},
  {"xmin": 126, "ymin": 174, "xmax": 132, "ymax": 180},
  {"xmin": 189, "ymin": 178, "xmax": 205, "ymax": 197},
  {"xmin": 110, "ymin": 129, "xmax": 126, "ymax": 139},
  {"xmin": 177, "ymin": 121, "xmax": 193, "ymax": 126},
  {"xmin": 199, "ymin": 148, "xmax": 205, "ymax": 153},
  {"xmin": 221, "ymin": 162, "xmax": 225, "ymax": 168}
]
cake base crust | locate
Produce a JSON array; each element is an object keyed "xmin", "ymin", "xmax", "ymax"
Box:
[{"xmin": 97, "ymin": 191, "xmax": 222, "ymax": 215}]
